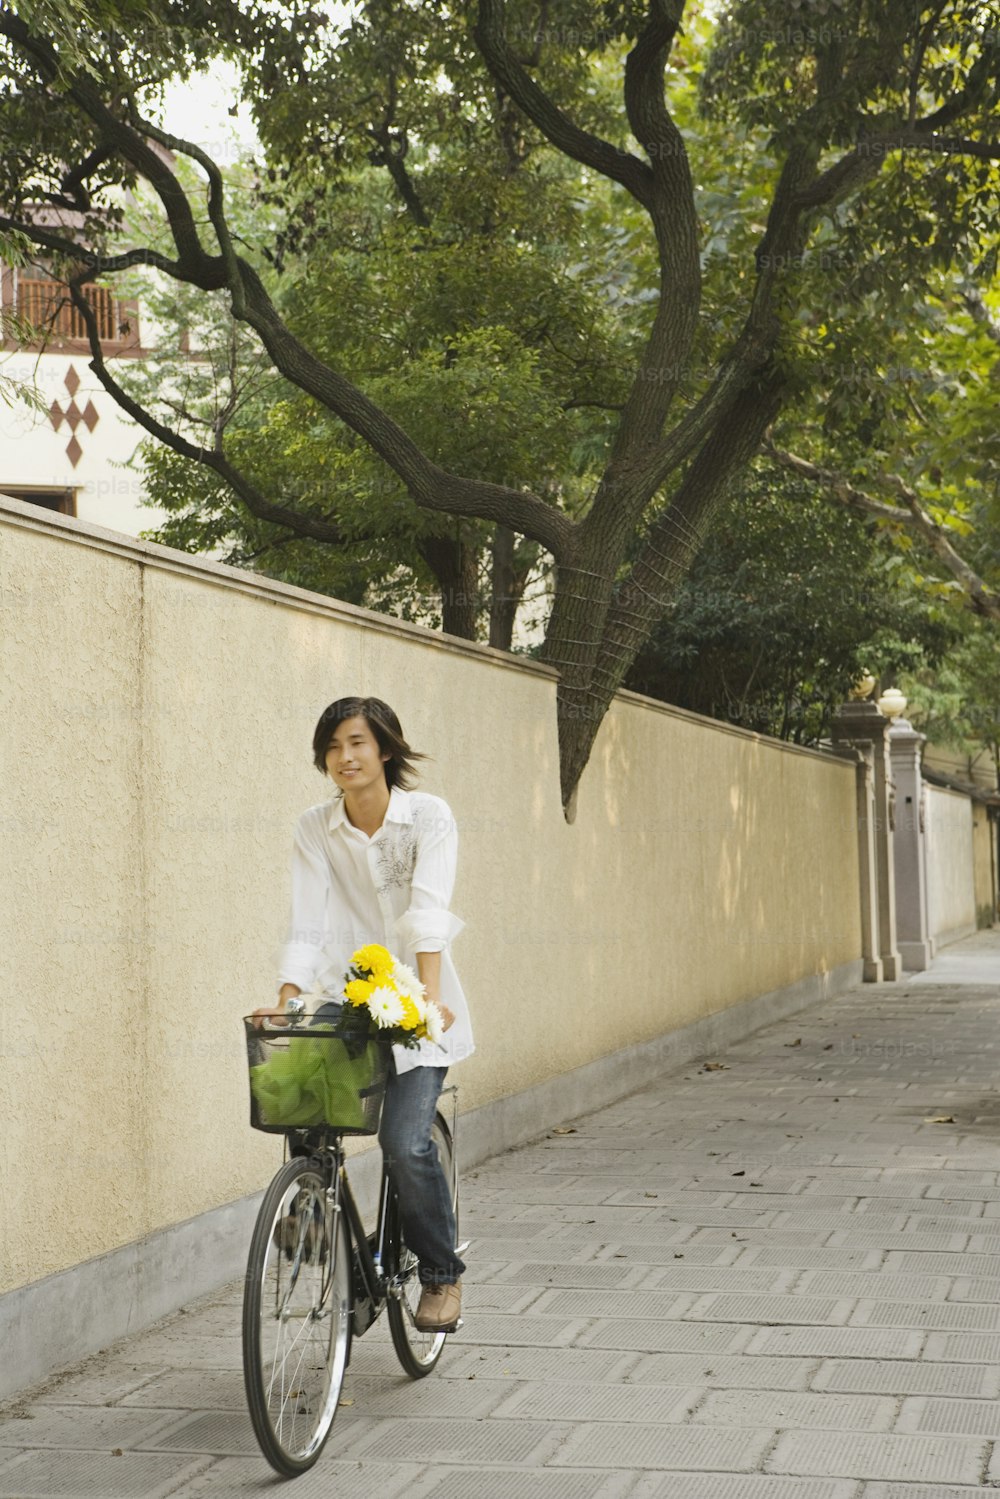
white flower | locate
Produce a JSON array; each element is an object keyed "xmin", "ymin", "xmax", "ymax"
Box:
[
  {"xmin": 390, "ymin": 959, "xmax": 426, "ymax": 1000},
  {"xmin": 424, "ymin": 1001, "xmax": 445, "ymax": 1045},
  {"xmin": 368, "ymin": 986, "xmax": 405, "ymax": 1029}
]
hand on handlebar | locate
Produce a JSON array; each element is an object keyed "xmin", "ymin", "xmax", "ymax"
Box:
[
  {"xmin": 250, "ymin": 1006, "xmax": 290, "ymax": 1030},
  {"xmin": 251, "ymin": 993, "xmax": 307, "ymax": 1030}
]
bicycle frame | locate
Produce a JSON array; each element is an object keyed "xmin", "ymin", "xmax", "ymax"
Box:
[
  {"xmin": 275, "ymin": 1090, "xmax": 462, "ymax": 1358},
  {"xmin": 335, "ymin": 1155, "xmax": 392, "ymax": 1339},
  {"xmin": 289, "ymin": 1136, "xmax": 405, "ymax": 1344}
]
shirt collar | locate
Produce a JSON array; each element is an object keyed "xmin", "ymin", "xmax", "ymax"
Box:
[{"xmin": 327, "ymin": 785, "xmax": 413, "ymax": 833}]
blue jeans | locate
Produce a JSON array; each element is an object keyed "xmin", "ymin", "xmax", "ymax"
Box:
[{"xmin": 379, "ymin": 1061, "xmax": 465, "ymax": 1286}]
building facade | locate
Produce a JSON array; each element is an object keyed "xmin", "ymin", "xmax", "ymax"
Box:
[{"xmin": 1, "ymin": 262, "xmax": 168, "ymax": 536}]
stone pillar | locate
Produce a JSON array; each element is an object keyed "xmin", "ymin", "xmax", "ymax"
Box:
[
  {"xmin": 831, "ymin": 743, "xmax": 883, "ymax": 982},
  {"xmin": 889, "ymin": 716, "xmax": 934, "ymax": 971},
  {"xmin": 831, "ymin": 700, "xmax": 901, "ymax": 982}
]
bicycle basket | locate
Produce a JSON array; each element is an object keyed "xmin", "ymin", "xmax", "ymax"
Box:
[{"xmin": 244, "ymin": 1019, "xmax": 389, "ymax": 1136}]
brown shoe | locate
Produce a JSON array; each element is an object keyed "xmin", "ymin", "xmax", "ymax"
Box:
[{"xmin": 414, "ymin": 1280, "xmax": 462, "ymax": 1332}]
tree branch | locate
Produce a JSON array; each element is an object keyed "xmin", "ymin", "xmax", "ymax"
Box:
[
  {"xmin": 602, "ymin": 2, "xmax": 701, "ymax": 464},
  {"xmin": 67, "ymin": 270, "xmax": 356, "ymax": 545},
  {"xmin": 0, "ymin": 13, "xmax": 212, "ymax": 275},
  {"xmin": 962, "ymin": 286, "xmax": 1000, "ymax": 346},
  {"xmin": 473, "ymin": 0, "xmax": 654, "ymax": 206},
  {"xmin": 48, "ymin": 145, "xmax": 115, "ymax": 212},
  {"xmin": 0, "ymin": 25, "xmax": 575, "ymax": 560},
  {"xmin": 623, "ymin": 0, "xmax": 683, "ymax": 167},
  {"xmin": 229, "ymin": 255, "xmax": 574, "ymax": 556},
  {"xmin": 763, "ymin": 439, "xmax": 1000, "ymax": 623},
  {"xmin": 0, "ymin": 213, "xmax": 185, "ymax": 281},
  {"xmin": 793, "ymin": 38, "xmax": 1000, "ymax": 211},
  {"xmin": 130, "ymin": 112, "xmax": 247, "ymax": 314},
  {"xmin": 795, "ymin": 131, "xmax": 1000, "ymax": 211},
  {"xmin": 367, "ymin": 74, "xmax": 431, "ymax": 227},
  {"xmin": 634, "ymin": 322, "xmax": 785, "ymax": 499}
]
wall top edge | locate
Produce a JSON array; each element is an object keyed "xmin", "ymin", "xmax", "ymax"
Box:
[
  {"xmin": 926, "ymin": 781, "xmax": 980, "ymax": 807},
  {"xmin": 1, "ymin": 492, "xmax": 850, "ymax": 769},
  {"xmin": 0, "ymin": 492, "xmax": 556, "ymax": 679},
  {"xmin": 615, "ymin": 686, "xmax": 852, "ymax": 769}
]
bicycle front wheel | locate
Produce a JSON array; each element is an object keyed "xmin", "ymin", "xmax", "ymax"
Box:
[
  {"xmin": 386, "ymin": 1111, "xmax": 459, "ymax": 1378},
  {"xmin": 242, "ymin": 1156, "xmax": 351, "ymax": 1476}
]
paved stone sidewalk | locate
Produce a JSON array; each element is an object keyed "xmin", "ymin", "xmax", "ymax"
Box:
[{"xmin": 2, "ymin": 930, "xmax": 999, "ymax": 1498}]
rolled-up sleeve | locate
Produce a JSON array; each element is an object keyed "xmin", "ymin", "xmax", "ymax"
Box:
[
  {"xmin": 277, "ymin": 816, "xmax": 331, "ymax": 991},
  {"xmin": 394, "ymin": 804, "xmax": 465, "ymax": 953}
]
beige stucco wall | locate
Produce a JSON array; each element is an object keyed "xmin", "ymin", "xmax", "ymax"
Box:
[
  {"xmin": 926, "ymin": 785, "xmax": 977, "ymax": 943},
  {"xmin": 972, "ymin": 807, "xmax": 997, "ymax": 928},
  {"xmin": 1, "ymin": 497, "xmax": 861, "ymax": 1296}
]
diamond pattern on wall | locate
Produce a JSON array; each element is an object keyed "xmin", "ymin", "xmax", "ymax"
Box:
[{"xmin": 45, "ymin": 367, "xmax": 101, "ymax": 467}]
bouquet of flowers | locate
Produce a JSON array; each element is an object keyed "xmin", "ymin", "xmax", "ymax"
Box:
[
  {"xmin": 247, "ymin": 944, "xmax": 446, "ymax": 1131},
  {"xmin": 336, "ymin": 943, "xmax": 446, "ymax": 1053}
]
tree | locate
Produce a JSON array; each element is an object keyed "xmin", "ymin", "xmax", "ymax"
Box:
[
  {"xmin": 761, "ymin": 267, "xmax": 1000, "ymax": 625},
  {"xmin": 899, "ymin": 623, "xmax": 1000, "ymax": 786},
  {"xmin": 2, "ymin": 0, "xmax": 999, "ymax": 811},
  {"xmin": 624, "ymin": 465, "xmax": 962, "ymax": 742},
  {"xmin": 125, "ymin": 153, "xmax": 617, "ymax": 645}
]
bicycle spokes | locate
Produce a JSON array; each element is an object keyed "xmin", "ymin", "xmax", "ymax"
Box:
[{"xmin": 244, "ymin": 1162, "xmax": 350, "ymax": 1475}]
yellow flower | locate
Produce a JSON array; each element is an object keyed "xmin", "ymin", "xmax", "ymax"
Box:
[
  {"xmin": 345, "ymin": 978, "xmax": 374, "ymax": 1008},
  {"xmin": 351, "ymin": 943, "xmax": 393, "ymax": 980},
  {"xmin": 399, "ymin": 996, "xmax": 422, "ymax": 1031}
]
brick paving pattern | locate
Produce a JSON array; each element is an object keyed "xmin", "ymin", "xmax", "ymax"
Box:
[{"xmin": 1, "ymin": 930, "xmax": 998, "ymax": 1496}]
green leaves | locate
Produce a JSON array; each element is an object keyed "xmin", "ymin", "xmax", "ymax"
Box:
[{"xmin": 625, "ymin": 465, "xmax": 963, "ymax": 744}]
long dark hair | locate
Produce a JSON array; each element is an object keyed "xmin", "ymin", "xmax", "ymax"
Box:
[{"xmin": 311, "ymin": 696, "xmax": 425, "ymax": 791}]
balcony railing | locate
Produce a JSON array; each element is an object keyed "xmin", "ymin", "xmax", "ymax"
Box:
[{"xmin": 16, "ymin": 277, "xmax": 123, "ymax": 343}]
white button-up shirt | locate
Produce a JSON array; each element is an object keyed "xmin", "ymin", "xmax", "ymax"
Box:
[{"xmin": 277, "ymin": 786, "xmax": 473, "ymax": 1074}]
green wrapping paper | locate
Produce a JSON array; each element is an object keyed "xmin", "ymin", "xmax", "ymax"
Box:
[{"xmin": 249, "ymin": 1034, "xmax": 381, "ymax": 1129}]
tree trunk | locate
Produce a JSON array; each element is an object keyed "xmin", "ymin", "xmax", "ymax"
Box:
[
  {"xmin": 416, "ymin": 535, "xmax": 480, "ymax": 640},
  {"xmin": 488, "ymin": 525, "xmax": 518, "ymax": 650},
  {"xmin": 550, "ymin": 374, "xmax": 787, "ymax": 811}
]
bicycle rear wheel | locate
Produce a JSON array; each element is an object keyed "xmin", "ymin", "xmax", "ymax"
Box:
[
  {"xmin": 386, "ymin": 1112, "xmax": 458, "ymax": 1377},
  {"xmin": 242, "ymin": 1156, "xmax": 351, "ymax": 1476}
]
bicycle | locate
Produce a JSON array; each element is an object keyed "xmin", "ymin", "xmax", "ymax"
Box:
[{"xmin": 241, "ymin": 1005, "xmax": 463, "ymax": 1477}]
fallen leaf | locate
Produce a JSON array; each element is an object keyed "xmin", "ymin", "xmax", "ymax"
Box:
[
  {"xmin": 111, "ymin": 1449, "xmax": 123, "ymax": 1458},
  {"xmin": 925, "ymin": 1115, "xmax": 955, "ymax": 1124},
  {"xmin": 823, "ymin": 1043, "xmax": 834, "ymax": 1051},
  {"xmin": 702, "ymin": 1061, "xmax": 730, "ymax": 1071},
  {"xmin": 551, "ymin": 1127, "xmax": 577, "ymax": 1135},
  {"xmin": 732, "ymin": 1170, "xmax": 746, "ymax": 1177},
  {"xmin": 338, "ymin": 1397, "xmax": 354, "ymax": 1407},
  {"xmin": 644, "ymin": 1191, "xmax": 658, "ymax": 1198},
  {"xmin": 784, "ymin": 1038, "xmax": 802, "ymax": 1048}
]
